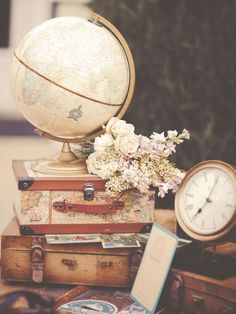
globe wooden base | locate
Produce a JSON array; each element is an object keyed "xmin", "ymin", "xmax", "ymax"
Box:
[
  {"xmin": 31, "ymin": 158, "xmax": 88, "ymax": 176},
  {"xmin": 31, "ymin": 142, "xmax": 88, "ymax": 176}
]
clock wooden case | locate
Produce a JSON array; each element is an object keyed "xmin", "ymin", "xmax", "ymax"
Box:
[{"xmin": 175, "ymin": 160, "xmax": 236, "ymax": 242}]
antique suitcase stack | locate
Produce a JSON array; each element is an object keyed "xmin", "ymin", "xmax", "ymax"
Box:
[{"xmin": 1, "ymin": 159, "xmax": 154, "ymax": 287}]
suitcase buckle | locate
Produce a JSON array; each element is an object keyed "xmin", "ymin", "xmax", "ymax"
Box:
[
  {"xmin": 84, "ymin": 183, "xmax": 95, "ymax": 201},
  {"xmin": 30, "ymin": 240, "xmax": 44, "ymax": 283}
]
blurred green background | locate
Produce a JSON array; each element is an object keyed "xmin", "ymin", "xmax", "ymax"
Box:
[{"xmin": 91, "ymin": 0, "xmax": 236, "ymax": 171}]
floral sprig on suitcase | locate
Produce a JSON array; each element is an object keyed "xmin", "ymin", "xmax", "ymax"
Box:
[{"xmin": 86, "ymin": 118, "xmax": 190, "ymax": 197}]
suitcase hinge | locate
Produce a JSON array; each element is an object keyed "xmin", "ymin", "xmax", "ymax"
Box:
[
  {"xmin": 18, "ymin": 176, "xmax": 34, "ymax": 190},
  {"xmin": 30, "ymin": 239, "xmax": 44, "ymax": 283}
]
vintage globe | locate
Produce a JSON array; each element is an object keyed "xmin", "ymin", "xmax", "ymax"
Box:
[
  {"xmin": 10, "ymin": 13, "xmax": 135, "ymax": 174},
  {"xmin": 11, "ymin": 14, "xmax": 135, "ymax": 140}
]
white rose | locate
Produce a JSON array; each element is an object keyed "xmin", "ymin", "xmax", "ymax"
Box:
[
  {"xmin": 106, "ymin": 117, "xmax": 135, "ymax": 138},
  {"xmin": 114, "ymin": 133, "xmax": 140, "ymax": 157},
  {"xmin": 99, "ymin": 161, "xmax": 119, "ymax": 178},
  {"xmin": 86, "ymin": 151, "xmax": 119, "ymax": 179},
  {"xmin": 105, "ymin": 117, "xmax": 120, "ymax": 135},
  {"xmin": 94, "ymin": 134, "xmax": 114, "ymax": 152},
  {"xmin": 86, "ymin": 151, "xmax": 106, "ymax": 178},
  {"xmin": 112, "ymin": 121, "xmax": 135, "ymax": 137}
]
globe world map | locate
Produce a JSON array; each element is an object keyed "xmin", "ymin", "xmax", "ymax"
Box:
[{"xmin": 11, "ymin": 15, "xmax": 132, "ymax": 140}]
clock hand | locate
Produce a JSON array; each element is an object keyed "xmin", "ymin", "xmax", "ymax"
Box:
[
  {"xmin": 192, "ymin": 208, "xmax": 202, "ymax": 219},
  {"xmin": 206, "ymin": 176, "xmax": 219, "ymax": 202},
  {"xmin": 192, "ymin": 177, "xmax": 219, "ymax": 219},
  {"xmin": 191, "ymin": 177, "xmax": 219, "ymax": 220},
  {"xmin": 192, "ymin": 192, "xmax": 214, "ymax": 219}
]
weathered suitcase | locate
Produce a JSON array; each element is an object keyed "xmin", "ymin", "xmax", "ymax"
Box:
[
  {"xmin": 165, "ymin": 243, "xmax": 236, "ymax": 313},
  {"xmin": 1, "ymin": 217, "xmax": 143, "ymax": 287},
  {"xmin": 168, "ymin": 267, "xmax": 236, "ymax": 313},
  {"xmin": 13, "ymin": 160, "xmax": 154, "ymax": 235}
]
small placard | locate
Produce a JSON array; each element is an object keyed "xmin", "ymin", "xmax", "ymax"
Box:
[{"xmin": 131, "ymin": 223, "xmax": 178, "ymax": 313}]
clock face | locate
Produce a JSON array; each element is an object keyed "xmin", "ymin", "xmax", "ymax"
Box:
[{"xmin": 175, "ymin": 161, "xmax": 236, "ymax": 241}]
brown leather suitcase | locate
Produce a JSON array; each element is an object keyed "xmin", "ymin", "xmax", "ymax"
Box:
[
  {"xmin": 13, "ymin": 160, "xmax": 154, "ymax": 235},
  {"xmin": 168, "ymin": 267, "xmax": 236, "ymax": 313},
  {"xmin": 165, "ymin": 243, "xmax": 236, "ymax": 313},
  {"xmin": 1, "ymin": 217, "xmax": 143, "ymax": 287}
]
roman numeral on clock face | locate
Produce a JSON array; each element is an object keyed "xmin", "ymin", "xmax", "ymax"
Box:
[
  {"xmin": 186, "ymin": 204, "xmax": 194, "ymax": 211},
  {"xmin": 212, "ymin": 219, "xmax": 216, "ymax": 229},
  {"xmin": 221, "ymin": 213, "xmax": 227, "ymax": 221}
]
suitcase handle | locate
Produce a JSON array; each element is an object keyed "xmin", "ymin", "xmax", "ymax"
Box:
[{"xmin": 52, "ymin": 199, "xmax": 124, "ymax": 214}]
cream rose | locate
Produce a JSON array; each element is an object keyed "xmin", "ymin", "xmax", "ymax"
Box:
[
  {"xmin": 106, "ymin": 117, "xmax": 135, "ymax": 138},
  {"xmin": 94, "ymin": 133, "xmax": 114, "ymax": 152},
  {"xmin": 114, "ymin": 133, "xmax": 140, "ymax": 157},
  {"xmin": 86, "ymin": 151, "xmax": 119, "ymax": 179},
  {"xmin": 105, "ymin": 117, "xmax": 120, "ymax": 135},
  {"xmin": 86, "ymin": 151, "xmax": 107, "ymax": 178}
]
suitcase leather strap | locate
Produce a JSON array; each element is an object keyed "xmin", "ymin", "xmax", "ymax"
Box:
[
  {"xmin": 52, "ymin": 199, "xmax": 125, "ymax": 214},
  {"xmin": 30, "ymin": 238, "xmax": 44, "ymax": 283}
]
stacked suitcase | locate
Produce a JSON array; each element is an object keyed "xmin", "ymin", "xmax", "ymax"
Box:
[{"xmin": 1, "ymin": 159, "xmax": 155, "ymax": 287}]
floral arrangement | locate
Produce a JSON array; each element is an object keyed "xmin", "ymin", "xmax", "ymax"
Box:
[{"xmin": 86, "ymin": 117, "xmax": 190, "ymax": 198}]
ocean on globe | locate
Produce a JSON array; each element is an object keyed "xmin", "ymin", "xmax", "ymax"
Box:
[{"xmin": 10, "ymin": 16, "xmax": 131, "ymax": 139}]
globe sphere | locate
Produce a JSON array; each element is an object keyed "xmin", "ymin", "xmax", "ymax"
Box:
[{"xmin": 11, "ymin": 15, "xmax": 133, "ymax": 139}]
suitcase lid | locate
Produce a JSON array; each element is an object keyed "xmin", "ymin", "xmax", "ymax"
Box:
[
  {"xmin": 13, "ymin": 160, "xmax": 106, "ymax": 191},
  {"xmin": 1, "ymin": 217, "xmax": 131, "ymax": 256},
  {"xmin": 171, "ymin": 254, "xmax": 236, "ymax": 304}
]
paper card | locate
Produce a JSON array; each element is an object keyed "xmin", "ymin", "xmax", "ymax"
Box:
[
  {"xmin": 101, "ymin": 234, "xmax": 140, "ymax": 249},
  {"xmin": 131, "ymin": 223, "xmax": 178, "ymax": 313},
  {"xmin": 45, "ymin": 234, "xmax": 102, "ymax": 244}
]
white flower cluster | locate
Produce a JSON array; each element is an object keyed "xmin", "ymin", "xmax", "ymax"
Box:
[{"xmin": 86, "ymin": 117, "xmax": 190, "ymax": 197}]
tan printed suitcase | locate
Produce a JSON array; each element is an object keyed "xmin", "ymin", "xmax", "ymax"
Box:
[
  {"xmin": 1, "ymin": 217, "xmax": 143, "ymax": 287},
  {"xmin": 13, "ymin": 160, "xmax": 155, "ymax": 235}
]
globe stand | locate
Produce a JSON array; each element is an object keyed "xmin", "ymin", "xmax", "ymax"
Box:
[
  {"xmin": 31, "ymin": 142, "xmax": 88, "ymax": 176},
  {"xmin": 17, "ymin": 13, "xmax": 136, "ymax": 177}
]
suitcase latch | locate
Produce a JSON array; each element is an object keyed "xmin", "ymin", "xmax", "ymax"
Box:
[
  {"xmin": 98, "ymin": 261, "xmax": 113, "ymax": 268},
  {"xmin": 30, "ymin": 242, "xmax": 44, "ymax": 283},
  {"xmin": 61, "ymin": 258, "xmax": 78, "ymax": 271},
  {"xmin": 83, "ymin": 183, "xmax": 95, "ymax": 201}
]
